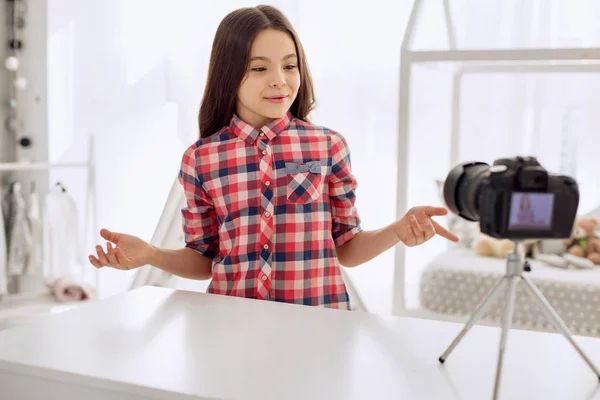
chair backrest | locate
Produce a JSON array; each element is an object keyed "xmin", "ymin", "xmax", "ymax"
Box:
[{"xmin": 130, "ymin": 177, "xmax": 185, "ymax": 290}]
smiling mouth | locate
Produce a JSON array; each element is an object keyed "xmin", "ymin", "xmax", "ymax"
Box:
[{"xmin": 265, "ymin": 95, "xmax": 288, "ymax": 103}]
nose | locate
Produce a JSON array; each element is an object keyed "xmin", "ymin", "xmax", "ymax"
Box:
[{"xmin": 270, "ymin": 69, "xmax": 286, "ymax": 88}]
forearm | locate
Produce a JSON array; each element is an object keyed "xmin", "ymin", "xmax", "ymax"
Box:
[
  {"xmin": 147, "ymin": 246, "xmax": 213, "ymax": 280},
  {"xmin": 336, "ymin": 222, "xmax": 400, "ymax": 268}
]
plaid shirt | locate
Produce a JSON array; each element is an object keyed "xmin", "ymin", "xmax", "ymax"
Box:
[{"xmin": 179, "ymin": 111, "xmax": 362, "ymax": 310}]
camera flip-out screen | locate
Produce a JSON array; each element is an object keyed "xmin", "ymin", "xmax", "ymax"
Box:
[{"xmin": 508, "ymin": 192, "xmax": 554, "ymax": 231}]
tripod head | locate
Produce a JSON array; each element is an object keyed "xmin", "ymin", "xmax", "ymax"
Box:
[{"xmin": 506, "ymin": 240, "xmax": 531, "ymax": 274}]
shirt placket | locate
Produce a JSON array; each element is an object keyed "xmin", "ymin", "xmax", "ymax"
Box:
[{"xmin": 256, "ymin": 130, "xmax": 275, "ymax": 298}]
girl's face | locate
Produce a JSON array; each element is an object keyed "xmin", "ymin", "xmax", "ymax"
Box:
[{"xmin": 236, "ymin": 28, "xmax": 301, "ymax": 128}]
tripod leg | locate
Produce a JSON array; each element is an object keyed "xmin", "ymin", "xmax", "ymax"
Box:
[
  {"xmin": 521, "ymin": 274, "xmax": 600, "ymax": 379},
  {"xmin": 493, "ymin": 275, "xmax": 519, "ymax": 400},
  {"xmin": 439, "ymin": 277, "xmax": 507, "ymax": 364}
]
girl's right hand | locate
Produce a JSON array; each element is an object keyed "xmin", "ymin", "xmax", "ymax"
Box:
[{"xmin": 88, "ymin": 228, "xmax": 156, "ymax": 270}]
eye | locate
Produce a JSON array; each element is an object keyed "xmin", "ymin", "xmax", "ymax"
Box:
[
  {"xmin": 251, "ymin": 67, "xmax": 266, "ymax": 72},
  {"xmin": 285, "ymin": 65, "xmax": 297, "ymax": 70}
]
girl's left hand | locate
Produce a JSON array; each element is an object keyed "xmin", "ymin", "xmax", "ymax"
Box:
[{"xmin": 395, "ymin": 206, "xmax": 460, "ymax": 247}]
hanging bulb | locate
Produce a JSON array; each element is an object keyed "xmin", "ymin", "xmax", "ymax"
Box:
[
  {"xmin": 14, "ymin": 77, "xmax": 28, "ymax": 90},
  {"xmin": 4, "ymin": 56, "xmax": 19, "ymax": 71},
  {"xmin": 5, "ymin": 116, "xmax": 20, "ymax": 134}
]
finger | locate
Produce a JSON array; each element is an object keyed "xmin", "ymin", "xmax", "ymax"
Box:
[
  {"xmin": 423, "ymin": 206, "xmax": 449, "ymax": 217},
  {"xmin": 403, "ymin": 226, "xmax": 417, "ymax": 247},
  {"xmin": 106, "ymin": 242, "xmax": 123, "ymax": 268},
  {"xmin": 96, "ymin": 244, "xmax": 126, "ymax": 269},
  {"xmin": 432, "ymin": 220, "xmax": 460, "ymax": 242},
  {"xmin": 100, "ymin": 228, "xmax": 121, "ymax": 244},
  {"xmin": 410, "ymin": 215, "xmax": 425, "ymax": 245},
  {"xmin": 88, "ymin": 255, "xmax": 102, "ymax": 268},
  {"xmin": 96, "ymin": 245, "xmax": 110, "ymax": 266},
  {"xmin": 422, "ymin": 220, "xmax": 436, "ymax": 241}
]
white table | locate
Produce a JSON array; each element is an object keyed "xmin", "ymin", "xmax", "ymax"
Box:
[{"xmin": 0, "ymin": 286, "xmax": 599, "ymax": 400}]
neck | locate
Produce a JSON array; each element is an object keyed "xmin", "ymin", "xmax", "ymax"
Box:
[{"xmin": 235, "ymin": 110, "xmax": 273, "ymax": 129}]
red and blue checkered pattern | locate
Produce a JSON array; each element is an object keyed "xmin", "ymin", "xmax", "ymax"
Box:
[{"xmin": 178, "ymin": 111, "xmax": 362, "ymax": 310}]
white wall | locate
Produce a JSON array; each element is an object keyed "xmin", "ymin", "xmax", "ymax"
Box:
[{"xmin": 47, "ymin": 1, "xmax": 188, "ymax": 297}]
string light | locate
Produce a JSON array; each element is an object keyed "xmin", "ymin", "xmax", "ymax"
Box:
[
  {"xmin": 4, "ymin": 0, "xmax": 29, "ymax": 148},
  {"xmin": 4, "ymin": 55, "xmax": 19, "ymax": 71},
  {"xmin": 14, "ymin": 76, "xmax": 27, "ymax": 90}
]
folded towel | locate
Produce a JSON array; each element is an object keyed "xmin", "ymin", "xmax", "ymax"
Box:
[{"xmin": 49, "ymin": 275, "xmax": 97, "ymax": 303}]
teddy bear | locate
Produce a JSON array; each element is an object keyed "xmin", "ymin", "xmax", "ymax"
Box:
[
  {"xmin": 472, "ymin": 232, "xmax": 515, "ymax": 258},
  {"xmin": 471, "ymin": 232, "xmax": 541, "ymax": 258},
  {"xmin": 564, "ymin": 217, "xmax": 600, "ymax": 265},
  {"xmin": 528, "ymin": 218, "xmax": 598, "ymax": 270}
]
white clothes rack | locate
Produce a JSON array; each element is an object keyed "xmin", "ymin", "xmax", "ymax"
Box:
[
  {"xmin": 0, "ymin": 136, "xmax": 99, "ymax": 301},
  {"xmin": 394, "ymin": 0, "xmax": 600, "ymax": 316}
]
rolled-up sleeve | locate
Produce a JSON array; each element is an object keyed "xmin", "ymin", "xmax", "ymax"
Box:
[
  {"xmin": 328, "ymin": 131, "xmax": 362, "ymax": 247},
  {"xmin": 178, "ymin": 145, "xmax": 219, "ymax": 259}
]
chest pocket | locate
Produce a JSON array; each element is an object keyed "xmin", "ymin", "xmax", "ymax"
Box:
[{"xmin": 285, "ymin": 161, "xmax": 323, "ymax": 204}]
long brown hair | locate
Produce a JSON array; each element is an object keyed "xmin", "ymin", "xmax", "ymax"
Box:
[{"xmin": 198, "ymin": 5, "xmax": 316, "ymax": 138}]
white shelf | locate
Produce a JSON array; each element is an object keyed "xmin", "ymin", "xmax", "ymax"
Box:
[
  {"xmin": 406, "ymin": 47, "xmax": 600, "ymax": 63},
  {"xmin": 460, "ymin": 63, "xmax": 600, "ymax": 74},
  {"xmin": 0, "ymin": 290, "xmax": 84, "ymax": 332},
  {"xmin": 0, "ymin": 161, "xmax": 91, "ymax": 172},
  {"xmin": 0, "ymin": 136, "xmax": 100, "ymax": 303}
]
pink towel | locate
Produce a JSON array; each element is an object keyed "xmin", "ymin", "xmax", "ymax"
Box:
[{"xmin": 49, "ymin": 275, "xmax": 97, "ymax": 303}]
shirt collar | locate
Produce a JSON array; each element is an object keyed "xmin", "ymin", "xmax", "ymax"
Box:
[{"xmin": 230, "ymin": 111, "xmax": 293, "ymax": 144}]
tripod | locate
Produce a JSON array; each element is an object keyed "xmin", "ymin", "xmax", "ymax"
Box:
[{"xmin": 438, "ymin": 241, "xmax": 600, "ymax": 400}]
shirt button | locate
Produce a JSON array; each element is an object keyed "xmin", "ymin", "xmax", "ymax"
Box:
[
  {"xmin": 259, "ymin": 132, "xmax": 265, "ymax": 137},
  {"xmin": 265, "ymin": 181, "xmax": 271, "ymax": 186},
  {"xmin": 261, "ymin": 275, "xmax": 267, "ymax": 281},
  {"xmin": 262, "ymin": 150, "xmax": 267, "ymax": 155},
  {"xmin": 264, "ymin": 244, "xmax": 269, "ymax": 250},
  {"xmin": 265, "ymin": 212, "xmax": 271, "ymax": 217}
]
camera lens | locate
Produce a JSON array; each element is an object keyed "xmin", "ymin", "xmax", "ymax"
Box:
[{"xmin": 443, "ymin": 162, "xmax": 490, "ymax": 221}]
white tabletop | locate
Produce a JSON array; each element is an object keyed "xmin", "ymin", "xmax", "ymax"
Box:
[{"xmin": 0, "ymin": 286, "xmax": 599, "ymax": 400}]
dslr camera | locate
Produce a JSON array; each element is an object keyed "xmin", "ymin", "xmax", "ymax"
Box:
[{"xmin": 443, "ymin": 156, "xmax": 579, "ymax": 240}]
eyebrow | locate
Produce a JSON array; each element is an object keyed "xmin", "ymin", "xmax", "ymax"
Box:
[{"xmin": 249, "ymin": 53, "xmax": 298, "ymax": 62}]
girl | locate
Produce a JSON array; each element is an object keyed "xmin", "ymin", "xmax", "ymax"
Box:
[
  {"xmin": 516, "ymin": 193, "xmax": 535, "ymax": 225},
  {"xmin": 89, "ymin": 5, "xmax": 459, "ymax": 310}
]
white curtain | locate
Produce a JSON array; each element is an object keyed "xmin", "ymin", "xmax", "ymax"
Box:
[{"xmin": 47, "ymin": 0, "xmax": 600, "ymax": 314}]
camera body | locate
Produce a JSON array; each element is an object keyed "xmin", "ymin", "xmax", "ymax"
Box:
[{"xmin": 443, "ymin": 156, "xmax": 579, "ymax": 240}]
